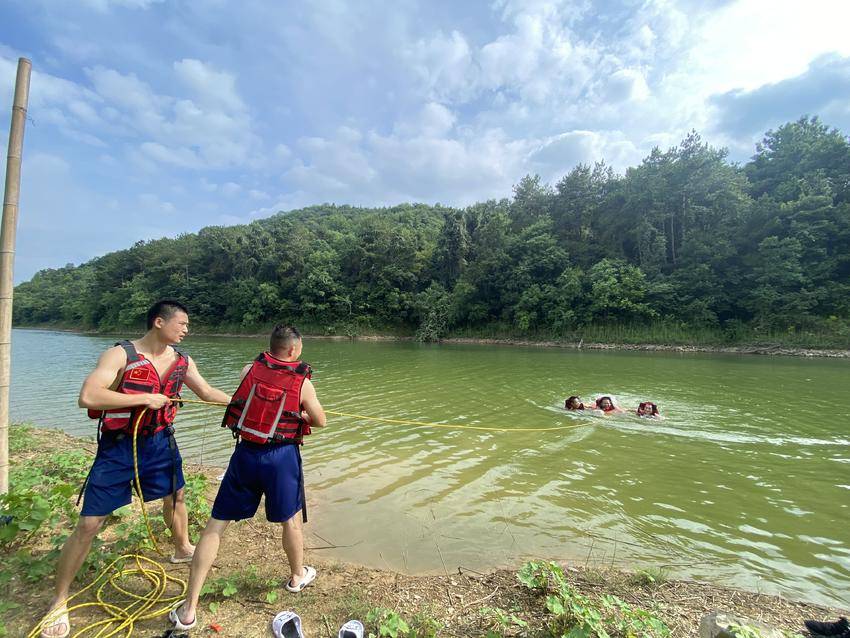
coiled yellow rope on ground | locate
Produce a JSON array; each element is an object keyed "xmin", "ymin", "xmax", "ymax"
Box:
[{"xmin": 30, "ymin": 409, "xmax": 186, "ymax": 638}]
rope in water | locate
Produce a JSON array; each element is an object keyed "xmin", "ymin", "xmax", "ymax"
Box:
[
  {"xmin": 30, "ymin": 409, "xmax": 186, "ymax": 638},
  {"xmin": 177, "ymin": 397, "xmax": 587, "ymax": 433}
]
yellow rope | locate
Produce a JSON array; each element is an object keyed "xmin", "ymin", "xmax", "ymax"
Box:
[
  {"xmin": 131, "ymin": 409, "xmax": 161, "ymax": 556},
  {"xmin": 29, "ymin": 409, "xmax": 186, "ymax": 638},
  {"xmin": 176, "ymin": 397, "xmax": 586, "ymax": 433}
]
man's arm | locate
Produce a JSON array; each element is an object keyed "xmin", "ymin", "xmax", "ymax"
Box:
[
  {"xmin": 78, "ymin": 346, "xmax": 170, "ymax": 410},
  {"xmin": 182, "ymin": 356, "xmax": 232, "ymax": 404},
  {"xmin": 299, "ymin": 378, "xmax": 326, "ymax": 427}
]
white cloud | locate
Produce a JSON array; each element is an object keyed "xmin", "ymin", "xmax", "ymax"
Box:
[
  {"xmin": 221, "ymin": 182, "xmax": 242, "ymax": 196},
  {"xmin": 53, "ymin": 36, "xmax": 101, "ymax": 62},
  {"xmin": 274, "ymin": 144, "xmax": 292, "ymax": 159},
  {"xmin": 140, "ymin": 142, "xmax": 203, "ymax": 169},
  {"xmin": 282, "ymin": 122, "xmax": 531, "ymax": 208},
  {"xmin": 394, "ymin": 102, "xmax": 456, "ymax": 138},
  {"xmin": 83, "ymin": 63, "xmax": 259, "ymax": 169},
  {"xmin": 139, "ymin": 192, "xmax": 176, "ymax": 213},
  {"xmin": 86, "ymin": 66, "xmax": 161, "ymax": 114},
  {"xmin": 406, "ymin": 30, "xmax": 475, "ymax": 101},
  {"xmin": 80, "ymin": 0, "xmax": 165, "ymax": 11},
  {"xmin": 173, "ymin": 58, "xmax": 245, "ymax": 112},
  {"xmin": 605, "ymin": 69, "xmax": 650, "ymax": 103},
  {"xmin": 690, "ymin": 0, "xmax": 850, "ymax": 95},
  {"xmin": 530, "ymin": 130, "xmax": 642, "ymax": 179}
]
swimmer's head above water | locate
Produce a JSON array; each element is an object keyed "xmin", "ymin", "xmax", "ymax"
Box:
[
  {"xmin": 564, "ymin": 396, "xmax": 584, "ymax": 410},
  {"xmin": 637, "ymin": 401, "xmax": 659, "ymax": 417},
  {"xmin": 595, "ymin": 396, "xmax": 615, "ymax": 412}
]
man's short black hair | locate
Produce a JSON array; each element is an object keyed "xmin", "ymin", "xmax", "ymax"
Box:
[
  {"xmin": 270, "ymin": 324, "xmax": 301, "ymax": 353},
  {"xmin": 146, "ymin": 299, "xmax": 189, "ymax": 329}
]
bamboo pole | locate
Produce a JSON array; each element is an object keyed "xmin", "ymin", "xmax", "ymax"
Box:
[{"xmin": 0, "ymin": 58, "xmax": 32, "ymax": 494}]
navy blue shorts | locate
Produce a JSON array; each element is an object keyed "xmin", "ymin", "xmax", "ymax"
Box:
[
  {"xmin": 80, "ymin": 429, "xmax": 185, "ymax": 517},
  {"xmin": 211, "ymin": 442, "xmax": 303, "ymax": 523}
]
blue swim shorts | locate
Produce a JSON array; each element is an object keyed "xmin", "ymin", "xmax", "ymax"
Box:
[
  {"xmin": 80, "ymin": 429, "xmax": 185, "ymax": 517},
  {"xmin": 211, "ymin": 441, "xmax": 303, "ymax": 523}
]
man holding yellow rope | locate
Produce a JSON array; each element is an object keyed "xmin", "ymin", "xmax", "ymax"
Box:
[
  {"xmin": 39, "ymin": 300, "xmax": 232, "ymax": 638},
  {"xmin": 170, "ymin": 324, "xmax": 326, "ymax": 632}
]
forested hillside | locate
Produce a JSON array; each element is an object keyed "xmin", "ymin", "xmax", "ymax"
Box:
[{"xmin": 13, "ymin": 117, "xmax": 850, "ymax": 346}]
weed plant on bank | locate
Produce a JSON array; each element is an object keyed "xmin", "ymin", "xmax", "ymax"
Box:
[
  {"xmin": 0, "ymin": 424, "xmax": 210, "ymax": 636},
  {"xmin": 447, "ymin": 319, "xmax": 850, "ymax": 350}
]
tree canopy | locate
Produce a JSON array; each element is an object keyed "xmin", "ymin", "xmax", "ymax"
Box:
[{"xmin": 13, "ymin": 117, "xmax": 850, "ymax": 345}]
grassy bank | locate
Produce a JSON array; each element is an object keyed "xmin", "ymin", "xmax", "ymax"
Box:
[
  {"xmin": 2, "ymin": 424, "xmax": 846, "ymax": 637},
  {"xmin": 445, "ymin": 321, "xmax": 850, "ymax": 350}
]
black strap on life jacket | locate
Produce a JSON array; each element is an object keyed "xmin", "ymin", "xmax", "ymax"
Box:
[
  {"xmin": 166, "ymin": 426, "xmax": 178, "ymax": 509},
  {"xmin": 118, "ymin": 340, "xmax": 143, "ymax": 433},
  {"xmin": 117, "ymin": 339, "xmax": 139, "ymax": 361},
  {"xmin": 295, "ymin": 444, "xmax": 307, "ymax": 523},
  {"xmin": 257, "ymin": 353, "xmax": 312, "ymax": 378}
]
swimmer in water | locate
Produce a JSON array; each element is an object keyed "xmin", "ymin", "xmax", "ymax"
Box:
[
  {"xmin": 593, "ymin": 396, "xmax": 625, "ymax": 414},
  {"xmin": 564, "ymin": 396, "xmax": 585, "ymax": 410},
  {"xmin": 637, "ymin": 401, "xmax": 663, "ymax": 419}
]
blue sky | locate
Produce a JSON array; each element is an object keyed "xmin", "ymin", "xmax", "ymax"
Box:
[{"xmin": 1, "ymin": 0, "xmax": 849, "ymax": 282}]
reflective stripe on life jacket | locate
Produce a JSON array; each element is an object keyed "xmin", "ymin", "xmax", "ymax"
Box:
[
  {"xmin": 221, "ymin": 352, "xmax": 312, "ymax": 445},
  {"xmin": 87, "ymin": 340, "xmax": 189, "ymax": 436}
]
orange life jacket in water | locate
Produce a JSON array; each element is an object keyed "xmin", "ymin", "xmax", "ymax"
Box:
[{"xmin": 221, "ymin": 352, "xmax": 312, "ymax": 445}]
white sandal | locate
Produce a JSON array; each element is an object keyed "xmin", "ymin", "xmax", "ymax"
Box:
[
  {"xmin": 271, "ymin": 611, "xmax": 304, "ymax": 638},
  {"xmin": 338, "ymin": 619, "xmax": 364, "ymax": 638},
  {"xmin": 284, "ymin": 565, "xmax": 316, "ymax": 593},
  {"xmin": 39, "ymin": 610, "xmax": 70, "ymax": 638},
  {"xmin": 168, "ymin": 600, "xmax": 197, "ymax": 631}
]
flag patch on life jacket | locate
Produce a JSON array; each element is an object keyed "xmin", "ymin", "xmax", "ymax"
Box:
[{"xmin": 129, "ymin": 367, "xmax": 152, "ymax": 381}]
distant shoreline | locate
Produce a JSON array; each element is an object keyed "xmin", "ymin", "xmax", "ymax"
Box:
[{"xmin": 13, "ymin": 324, "xmax": 850, "ymax": 358}]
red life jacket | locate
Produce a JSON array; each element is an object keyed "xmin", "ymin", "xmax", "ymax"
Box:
[
  {"xmin": 88, "ymin": 340, "xmax": 189, "ymax": 436},
  {"xmin": 221, "ymin": 352, "xmax": 312, "ymax": 445}
]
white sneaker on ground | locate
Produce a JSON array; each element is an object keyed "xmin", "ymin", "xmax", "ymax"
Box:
[{"xmin": 271, "ymin": 610, "xmax": 304, "ymax": 638}]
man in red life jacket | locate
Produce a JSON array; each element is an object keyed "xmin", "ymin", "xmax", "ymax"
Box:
[
  {"xmin": 169, "ymin": 325, "xmax": 326, "ymax": 632},
  {"xmin": 39, "ymin": 300, "xmax": 231, "ymax": 638}
]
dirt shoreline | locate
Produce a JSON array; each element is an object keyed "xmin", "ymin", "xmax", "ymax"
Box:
[
  {"xmin": 5, "ymin": 427, "xmax": 848, "ymax": 637},
  {"xmin": 14, "ymin": 325, "xmax": 850, "ymax": 358}
]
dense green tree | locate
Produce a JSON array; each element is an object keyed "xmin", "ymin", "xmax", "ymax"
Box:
[
  {"xmin": 586, "ymin": 259, "xmax": 656, "ymax": 323},
  {"xmin": 11, "ymin": 117, "xmax": 850, "ymax": 345},
  {"xmin": 746, "ymin": 116, "xmax": 850, "ymax": 204},
  {"xmin": 744, "ymin": 237, "xmax": 814, "ymax": 330}
]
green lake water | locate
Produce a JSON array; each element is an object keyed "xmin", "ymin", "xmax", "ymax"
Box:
[{"xmin": 9, "ymin": 329, "xmax": 850, "ymax": 608}]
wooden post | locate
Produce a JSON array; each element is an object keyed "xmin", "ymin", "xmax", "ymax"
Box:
[{"xmin": 0, "ymin": 58, "xmax": 32, "ymax": 494}]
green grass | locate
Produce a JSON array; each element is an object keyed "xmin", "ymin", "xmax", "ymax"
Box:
[
  {"xmin": 626, "ymin": 567, "xmax": 670, "ymax": 588},
  {"xmin": 447, "ymin": 320, "xmax": 850, "ymax": 349}
]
